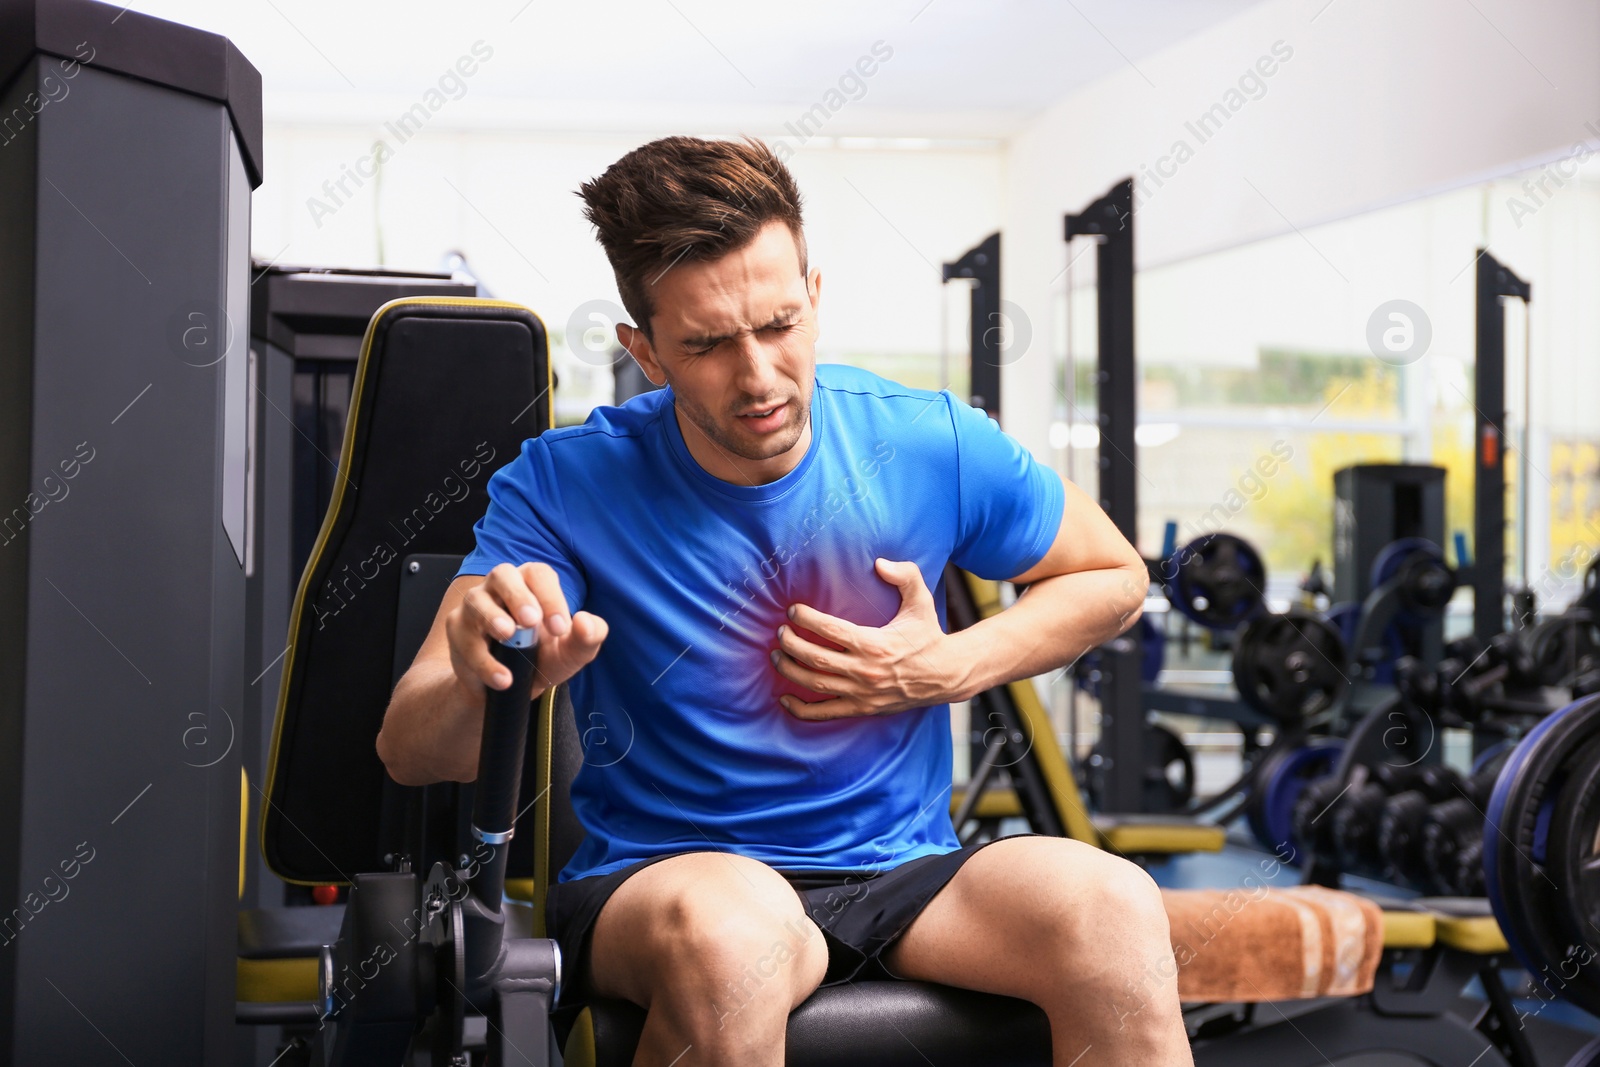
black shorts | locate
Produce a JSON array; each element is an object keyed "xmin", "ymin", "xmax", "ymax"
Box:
[{"xmin": 545, "ymin": 833, "xmax": 1033, "ymax": 1035}]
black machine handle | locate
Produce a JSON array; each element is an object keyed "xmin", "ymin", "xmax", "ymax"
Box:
[{"xmin": 468, "ymin": 628, "xmax": 539, "ymax": 898}]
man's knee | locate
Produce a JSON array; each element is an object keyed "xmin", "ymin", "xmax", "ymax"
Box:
[
  {"xmin": 1023, "ymin": 845, "xmax": 1170, "ymax": 957},
  {"xmin": 660, "ymin": 891, "xmax": 815, "ymax": 978},
  {"xmin": 605, "ymin": 853, "xmax": 827, "ymax": 1008}
]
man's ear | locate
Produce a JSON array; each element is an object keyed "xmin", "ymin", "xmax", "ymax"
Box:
[
  {"xmin": 808, "ymin": 267, "xmax": 822, "ymax": 342},
  {"xmin": 617, "ymin": 323, "xmax": 667, "ymax": 387}
]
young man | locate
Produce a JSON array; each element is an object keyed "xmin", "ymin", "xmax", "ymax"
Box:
[{"xmin": 377, "ymin": 136, "xmax": 1190, "ymax": 1067}]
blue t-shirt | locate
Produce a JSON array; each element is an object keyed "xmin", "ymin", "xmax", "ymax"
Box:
[{"xmin": 457, "ymin": 363, "xmax": 1064, "ymax": 882}]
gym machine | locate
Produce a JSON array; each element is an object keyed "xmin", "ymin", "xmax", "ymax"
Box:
[
  {"xmin": 244, "ymin": 264, "xmax": 474, "ymax": 912},
  {"xmin": 312, "ymin": 630, "xmax": 561, "ymax": 1065},
  {"xmin": 1329, "ymin": 465, "xmax": 1453, "ymax": 681},
  {"xmin": 0, "ymin": 0, "xmax": 260, "ymax": 1061}
]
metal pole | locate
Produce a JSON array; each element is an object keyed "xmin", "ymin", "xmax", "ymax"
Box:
[
  {"xmin": 1472, "ymin": 250, "xmax": 1531, "ymax": 642},
  {"xmin": 1065, "ymin": 179, "xmax": 1142, "ymax": 813},
  {"xmin": 941, "ymin": 233, "xmax": 1001, "ymax": 420}
]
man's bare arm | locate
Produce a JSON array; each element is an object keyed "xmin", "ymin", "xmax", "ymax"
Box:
[
  {"xmin": 943, "ymin": 474, "xmax": 1148, "ymax": 701},
  {"xmin": 376, "ymin": 564, "xmax": 608, "ymax": 786}
]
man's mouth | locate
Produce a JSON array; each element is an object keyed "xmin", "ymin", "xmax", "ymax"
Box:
[{"xmin": 737, "ymin": 402, "xmax": 788, "ymax": 433}]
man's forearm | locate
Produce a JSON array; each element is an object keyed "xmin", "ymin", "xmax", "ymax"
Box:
[
  {"xmin": 944, "ymin": 563, "xmax": 1147, "ymax": 703},
  {"xmin": 377, "ymin": 665, "xmax": 501, "ymax": 785}
]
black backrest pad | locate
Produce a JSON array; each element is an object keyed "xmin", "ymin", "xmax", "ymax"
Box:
[{"xmin": 263, "ymin": 298, "xmax": 550, "ymax": 884}]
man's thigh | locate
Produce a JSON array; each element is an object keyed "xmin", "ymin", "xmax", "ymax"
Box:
[
  {"xmin": 880, "ymin": 835, "xmax": 1168, "ymax": 1003},
  {"xmin": 588, "ymin": 851, "xmax": 829, "ymax": 1008}
]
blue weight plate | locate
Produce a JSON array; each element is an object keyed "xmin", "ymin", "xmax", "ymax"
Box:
[
  {"xmin": 1484, "ymin": 694, "xmax": 1600, "ymax": 996},
  {"xmin": 1165, "ymin": 533, "xmax": 1266, "ymax": 630},
  {"xmin": 1470, "ymin": 737, "xmax": 1516, "ymax": 778},
  {"xmin": 1484, "ymin": 707, "xmax": 1561, "ymax": 976},
  {"xmin": 1252, "ymin": 740, "xmax": 1344, "ymax": 859},
  {"xmin": 1370, "ymin": 538, "xmax": 1449, "ymax": 627},
  {"xmin": 1370, "ymin": 537, "xmax": 1444, "ymax": 590}
]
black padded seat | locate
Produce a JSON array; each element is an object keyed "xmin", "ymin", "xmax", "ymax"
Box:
[{"xmin": 567, "ymin": 984, "xmax": 1052, "ymax": 1067}]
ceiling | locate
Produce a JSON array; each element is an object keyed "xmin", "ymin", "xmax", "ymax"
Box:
[{"xmin": 117, "ymin": 0, "xmax": 1266, "ymax": 138}]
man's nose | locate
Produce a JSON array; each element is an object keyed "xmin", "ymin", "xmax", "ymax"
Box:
[{"xmin": 730, "ymin": 332, "xmax": 781, "ymax": 395}]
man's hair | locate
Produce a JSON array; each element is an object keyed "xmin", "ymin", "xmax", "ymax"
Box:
[{"xmin": 577, "ymin": 136, "xmax": 806, "ymax": 339}]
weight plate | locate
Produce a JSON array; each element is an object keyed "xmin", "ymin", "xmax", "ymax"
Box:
[
  {"xmin": 1564, "ymin": 1034, "xmax": 1600, "ymax": 1067},
  {"xmin": 1522, "ymin": 615, "xmax": 1600, "ymax": 688},
  {"xmin": 1088, "ymin": 721, "xmax": 1195, "ymax": 814},
  {"xmin": 1370, "ymin": 537, "xmax": 1444, "ymax": 591},
  {"xmin": 1250, "ymin": 739, "xmax": 1343, "ymax": 857},
  {"xmin": 1471, "ymin": 738, "xmax": 1517, "ymax": 778},
  {"xmin": 1549, "ymin": 733, "xmax": 1600, "ymax": 1004},
  {"xmin": 1485, "ymin": 694, "xmax": 1600, "ymax": 1016},
  {"xmin": 1165, "ymin": 533, "xmax": 1267, "ymax": 630},
  {"xmin": 1232, "ymin": 610, "xmax": 1350, "ymax": 726},
  {"xmin": 1370, "ymin": 538, "xmax": 1450, "ymax": 625},
  {"xmin": 1328, "ymin": 601, "xmax": 1408, "ymax": 681}
]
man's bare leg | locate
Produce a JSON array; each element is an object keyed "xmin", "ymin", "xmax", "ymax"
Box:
[
  {"xmin": 586, "ymin": 852, "xmax": 830, "ymax": 1067},
  {"xmin": 881, "ymin": 836, "xmax": 1191, "ymax": 1067}
]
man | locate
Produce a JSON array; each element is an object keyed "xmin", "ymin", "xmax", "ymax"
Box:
[{"xmin": 377, "ymin": 136, "xmax": 1189, "ymax": 1066}]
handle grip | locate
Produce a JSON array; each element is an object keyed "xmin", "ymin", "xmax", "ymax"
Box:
[{"xmin": 471, "ymin": 628, "xmax": 539, "ymax": 848}]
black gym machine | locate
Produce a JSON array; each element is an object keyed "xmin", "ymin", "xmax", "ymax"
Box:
[
  {"xmin": 1, "ymin": 4, "xmax": 262, "ymax": 1060},
  {"xmin": 312, "ymin": 630, "xmax": 559, "ymax": 1066}
]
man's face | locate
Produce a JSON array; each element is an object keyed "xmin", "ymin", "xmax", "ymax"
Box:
[{"xmin": 623, "ymin": 219, "xmax": 821, "ymax": 476}]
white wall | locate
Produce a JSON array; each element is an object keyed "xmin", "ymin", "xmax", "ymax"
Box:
[
  {"xmin": 1002, "ymin": 0, "xmax": 1600, "ymax": 457},
  {"xmin": 253, "ymin": 125, "xmax": 1003, "ymax": 420}
]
